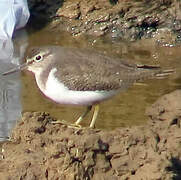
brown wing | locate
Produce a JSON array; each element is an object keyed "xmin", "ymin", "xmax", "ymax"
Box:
[{"xmin": 51, "ymin": 47, "xmax": 148, "ymax": 91}]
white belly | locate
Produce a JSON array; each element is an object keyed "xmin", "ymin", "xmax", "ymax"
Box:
[{"xmin": 38, "ymin": 68, "xmax": 119, "ymax": 106}]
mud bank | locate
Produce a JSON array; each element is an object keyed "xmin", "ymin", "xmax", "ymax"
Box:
[
  {"xmin": 28, "ymin": 0, "xmax": 181, "ymax": 43},
  {"xmin": 0, "ymin": 90, "xmax": 181, "ymax": 179}
]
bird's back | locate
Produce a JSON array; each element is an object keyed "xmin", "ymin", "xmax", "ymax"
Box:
[
  {"xmin": 29, "ymin": 46, "xmax": 170, "ymax": 92},
  {"xmin": 48, "ymin": 47, "xmax": 164, "ymax": 91}
]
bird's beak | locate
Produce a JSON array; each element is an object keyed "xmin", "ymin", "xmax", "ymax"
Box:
[{"xmin": 2, "ymin": 59, "xmax": 33, "ymax": 76}]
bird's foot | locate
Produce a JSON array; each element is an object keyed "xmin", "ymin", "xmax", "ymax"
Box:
[
  {"xmin": 51, "ymin": 119, "xmax": 83, "ymax": 129},
  {"xmin": 68, "ymin": 123, "xmax": 83, "ymax": 129},
  {"xmin": 51, "ymin": 119, "xmax": 69, "ymax": 125},
  {"xmin": 134, "ymin": 82, "xmax": 148, "ymax": 86}
]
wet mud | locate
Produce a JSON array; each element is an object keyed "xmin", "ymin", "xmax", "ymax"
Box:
[
  {"xmin": 0, "ymin": 90, "xmax": 181, "ymax": 179},
  {"xmin": 29, "ymin": 0, "xmax": 181, "ymax": 43}
]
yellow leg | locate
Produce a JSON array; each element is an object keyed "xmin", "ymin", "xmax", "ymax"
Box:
[
  {"xmin": 75, "ymin": 106, "xmax": 92, "ymax": 126},
  {"xmin": 89, "ymin": 104, "xmax": 100, "ymax": 128}
]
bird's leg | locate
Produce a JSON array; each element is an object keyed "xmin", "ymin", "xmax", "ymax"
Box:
[
  {"xmin": 89, "ymin": 104, "xmax": 100, "ymax": 128},
  {"xmin": 74, "ymin": 105, "xmax": 92, "ymax": 126}
]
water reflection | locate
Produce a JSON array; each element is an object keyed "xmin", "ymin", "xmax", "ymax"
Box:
[{"xmin": 0, "ymin": 29, "xmax": 28, "ymax": 141}]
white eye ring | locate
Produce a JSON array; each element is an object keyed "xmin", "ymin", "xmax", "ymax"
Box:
[{"xmin": 35, "ymin": 55, "xmax": 43, "ymax": 62}]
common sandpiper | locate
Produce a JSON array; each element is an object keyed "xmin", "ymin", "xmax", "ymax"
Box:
[{"xmin": 3, "ymin": 46, "xmax": 173, "ymax": 128}]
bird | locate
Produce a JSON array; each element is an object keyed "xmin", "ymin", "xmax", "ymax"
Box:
[{"xmin": 2, "ymin": 46, "xmax": 173, "ymax": 128}]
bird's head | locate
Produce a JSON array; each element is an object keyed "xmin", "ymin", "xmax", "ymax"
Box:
[
  {"xmin": 2, "ymin": 46, "xmax": 55, "ymax": 76},
  {"xmin": 25, "ymin": 47, "xmax": 53, "ymax": 74}
]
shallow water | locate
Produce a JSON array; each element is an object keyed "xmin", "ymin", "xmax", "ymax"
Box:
[
  {"xmin": 21, "ymin": 28, "xmax": 180, "ymax": 130},
  {"xmin": 0, "ymin": 28, "xmax": 180, "ymax": 140}
]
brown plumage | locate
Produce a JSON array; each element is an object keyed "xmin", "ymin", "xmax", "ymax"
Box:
[
  {"xmin": 3, "ymin": 46, "xmax": 173, "ymax": 128},
  {"xmin": 26, "ymin": 46, "xmax": 169, "ymax": 92}
]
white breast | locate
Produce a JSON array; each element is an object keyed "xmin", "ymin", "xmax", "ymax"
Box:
[{"xmin": 42, "ymin": 68, "xmax": 119, "ymax": 106}]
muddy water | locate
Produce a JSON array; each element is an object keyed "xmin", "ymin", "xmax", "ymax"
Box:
[
  {"xmin": 0, "ymin": 29, "xmax": 180, "ymax": 140},
  {"xmin": 19, "ymin": 28, "xmax": 180, "ymax": 130}
]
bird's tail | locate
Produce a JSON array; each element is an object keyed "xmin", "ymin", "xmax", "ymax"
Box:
[{"xmin": 135, "ymin": 64, "xmax": 174, "ymax": 81}]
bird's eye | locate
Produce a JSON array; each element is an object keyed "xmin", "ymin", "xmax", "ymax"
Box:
[{"xmin": 35, "ymin": 55, "xmax": 42, "ymax": 62}]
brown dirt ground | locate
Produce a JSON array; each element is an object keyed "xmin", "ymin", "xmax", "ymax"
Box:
[
  {"xmin": 0, "ymin": 90, "xmax": 181, "ymax": 179},
  {"xmin": 28, "ymin": 0, "xmax": 181, "ymax": 43}
]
